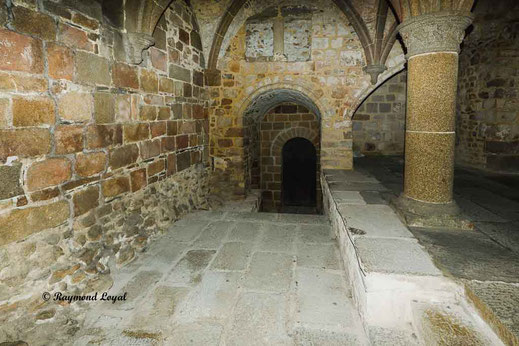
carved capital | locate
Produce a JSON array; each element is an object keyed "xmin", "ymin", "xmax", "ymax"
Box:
[
  {"xmin": 363, "ymin": 64, "xmax": 387, "ymax": 84},
  {"xmin": 398, "ymin": 11, "xmax": 473, "ymax": 58}
]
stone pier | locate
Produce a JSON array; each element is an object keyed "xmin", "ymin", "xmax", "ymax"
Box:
[{"xmin": 396, "ymin": 12, "xmax": 473, "ymax": 227}]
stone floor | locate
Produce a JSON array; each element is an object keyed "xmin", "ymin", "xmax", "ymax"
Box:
[
  {"xmin": 355, "ymin": 156, "xmax": 519, "ymax": 344},
  {"xmin": 70, "ymin": 211, "xmax": 370, "ymax": 345}
]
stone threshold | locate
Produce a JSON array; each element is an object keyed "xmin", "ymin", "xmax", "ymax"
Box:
[{"xmin": 321, "ymin": 169, "xmax": 504, "ymax": 344}]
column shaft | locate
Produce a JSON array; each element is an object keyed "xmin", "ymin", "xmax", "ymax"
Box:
[{"xmin": 404, "ymin": 52, "xmax": 459, "ymax": 203}]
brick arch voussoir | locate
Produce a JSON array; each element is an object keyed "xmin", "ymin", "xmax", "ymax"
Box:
[{"xmin": 270, "ymin": 127, "xmax": 319, "ymax": 157}]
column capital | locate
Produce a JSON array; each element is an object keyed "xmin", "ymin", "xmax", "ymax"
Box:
[{"xmin": 398, "ymin": 11, "xmax": 473, "ymax": 58}]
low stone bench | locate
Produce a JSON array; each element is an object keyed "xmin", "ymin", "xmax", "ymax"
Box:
[{"xmin": 321, "ymin": 169, "xmax": 463, "ymax": 329}]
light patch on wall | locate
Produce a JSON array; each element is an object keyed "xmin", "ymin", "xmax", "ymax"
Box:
[
  {"xmin": 245, "ymin": 22, "xmax": 274, "ymax": 59},
  {"xmin": 284, "ymin": 18, "xmax": 311, "ymax": 61}
]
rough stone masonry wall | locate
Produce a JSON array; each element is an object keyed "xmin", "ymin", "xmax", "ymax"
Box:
[
  {"xmin": 456, "ymin": 0, "xmax": 519, "ymax": 173},
  {"xmin": 0, "ymin": 0, "xmax": 210, "ymax": 335},
  {"xmin": 208, "ymin": 1, "xmax": 406, "ymax": 199},
  {"xmin": 259, "ymin": 103, "xmax": 320, "ymax": 211},
  {"xmin": 353, "ymin": 71, "xmax": 407, "ymax": 155}
]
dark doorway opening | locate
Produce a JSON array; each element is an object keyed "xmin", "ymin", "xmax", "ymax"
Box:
[{"xmin": 282, "ymin": 137, "xmax": 317, "ymax": 209}]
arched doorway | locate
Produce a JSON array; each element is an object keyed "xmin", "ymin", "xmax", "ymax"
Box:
[{"xmin": 282, "ymin": 137, "xmax": 317, "ymax": 210}]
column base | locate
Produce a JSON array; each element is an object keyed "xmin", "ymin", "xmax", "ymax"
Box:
[{"xmin": 392, "ymin": 195, "xmax": 474, "ymax": 230}]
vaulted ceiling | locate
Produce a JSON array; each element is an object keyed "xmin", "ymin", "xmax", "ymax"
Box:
[{"xmin": 100, "ymin": 0, "xmax": 475, "ymax": 78}]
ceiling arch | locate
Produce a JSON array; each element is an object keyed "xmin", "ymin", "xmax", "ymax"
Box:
[{"xmin": 205, "ymin": 0, "xmax": 401, "ymax": 84}]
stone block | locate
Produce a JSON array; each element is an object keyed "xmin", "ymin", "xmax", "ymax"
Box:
[
  {"xmin": 101, "ymin": 175, "xmax": 130, "ymax": 197},
  {"xmin": 169, "ymin": 64, "xmax": 191, "ymax": 82},
  {"xmin": 85, "ymin": 124, "xmax": 122, "ymax": 148},
  {"xmin": 157, "ymin": 106, "xmax": 170, "ymax": 120},
  {"xmin": 0, "ymin": 29, "xmax": 43, "ymax": 73},
  {"xmin": 139, "ymin": 139, "xmax": 161, "ymax": 159},
  {"xmin": 130, "ymin": 168, "xmax": 147, "ymax": 192},
  {"xmin": 113, "ymin": 62, "xmax": 139, "ymax": 89},
  {"xmin": 355, "ymin": 238, "xmax": 441, "ymax": 275},
  {"xmin": 76, "ymin": 51, "xmax": 110, "ymax": 86},
  {"xmin": 148, "ymin": 159, "xmax": 165, "ymax": 176},
  {"xmin": 0, "ymin": 163, "xmax": 24, "ymax": 200},
  {"xmin": 176, "ymin": 151, "xmax": 191, "ymax": 172},
  {"xmin": 150, "ymin": 48, "xmax": 167, "ymax": 72},
  {"xmin": 159, "ymin": 77, "xmax": 174, "ymax": 93},
  {"xmin": 54, "ymin": 125, "xmax": 83, "ymax": 154},
  {"xmin": 140, "ymin": 69, "xmax": 158, "ymax": 93},
  {"xmin": 193, "ymin": 70, "xmax": 204, "ymax": 87},
  {"xmin": 140, "ymin": 105, "xmax": 157, "ymax": 120},
  {"xmin": 115, "ymin": 94, "xmax": 133, "ymax": 122},
  {"xmin": 12, "ymin": 6, "xmax": 56, "ymax": 40},
  {"xmin": 12, "ymin": 97, "xmax": 55, "ymax": 126},
  {"xmin": 73, "ymin": 186, "xmax": 99, "ymax": 216},
  {"xmin": 176, "ymin": 134, "xmax": 189, "ymax": 149},
  {"xmin": 58, "ymin": 92, "xmax": 93, "ymax": 122},
  {"xmin": 109, "ymin": 144, "xmax": 139, "ymax": 169},
  {"xmin": 47, "ymin": 43, "xmax": 74, "ymax": 81},
  {"xmin": 161, "ymin": 136, "xmax": 176, "ymax": 152},
  {"xmin": 27, "ymin": 158, "xmax": 72, "ymax": 191},
  {"xmin": 0, "ymin": 200, "xmax": 69, "ymax": 246},
  {"xmin": 123, "ymin": 123, "xmax": 149, "ymax": 143},
  {"xmin": 71, "ymin": 12, "xmax": 99, "ymax": 30},
  {"xmin": 75, "ymin": 151, "xmax": 106, "ymax": 177},
  {"xmin": 0, "ymin": 128, "xmax": 51, "ymax": 161},
  {"xmin": 151, "ymin": 122, "xmax": 167, "ymax": 137},
  {"xmin": 93, "ymin": 92, "xmax": 115, "ymax": 124},
  {"xmin": 58, "ymin": 23, "xmax": 93, "ymax": 51},
  {"xmin": 167, "ymin": 153, "xmax": 176, "ymax": 175},
  {"xmin": 0, "ymin": 71, "xmax": 47, "ymax": 92},
  {"xmin": 338, "ymin": 204, "xmax": 412, "ymax": 238},
  {"xmin": 31, "ymin": 187, "xmax": 60, "ymax": 202}
]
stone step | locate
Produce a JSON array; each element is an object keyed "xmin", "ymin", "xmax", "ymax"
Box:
[{"xmin": 410, "ymin": 301, "xmax": 504, "ymax": 346}]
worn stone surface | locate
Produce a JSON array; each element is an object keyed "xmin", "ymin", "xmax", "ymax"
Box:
[
  {"xmin": 0, "ymin": 163, "xmax": 24, "ymax": 200},
  {"xmin": 0, "ymin": 200, "xmax": 69, "ymax": 246}
]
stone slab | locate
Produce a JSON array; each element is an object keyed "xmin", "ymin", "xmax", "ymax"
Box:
[
  {"xmin": 338, "ymin": 204, "xmax": 413, "ymax": 238},
  {"xmin": 167, "ymin": 220, "xmax": 209, "ymax": 242},
  {"xmin": 296, "ymin": 243, "xmax": 341, "ymax": 270},
  {"xmin": 243, "ymin": 252, "xmax": 293, "ymax": 293},
  {"xmin": 224, "ymin": 292, "xmax": 292, "ymax": 346},
  {"xmin": 176, "ymin": 271, "xmax": 241, "ymax": 322},
  {"xmin": 297, "ymin": 224, "xmax": 334, "ymax": 244},
  {"xmin": 257, "ymin": 224, "xmax": 297, "ymax": 252},
  {"xmin": 295, "ymin": 268, "xmax": 348, "ymax": 298},
  {"xmin": 165, "ymin": 250, "xmax": 216, "ymax": 285},
  {"xmin": 354, "ymin": 238, "xmax": 441, "ymax": 275},
  {"xmin": 331, "ymin": 191, "xmax": 367, "ymax": 205},
  {"xmin": 210, "ymin": 242, "xmax": 253, "ymax": 271},
  {"xmin": 227, "ymin": 221, "xmax": 263, "ymax": 242},
  {"xmin": 167, "ymin": 322, "xmax": 223, "ymax": 345},
  {"xmin": 192, "ymin": 221, "xmax": 234, "ymax": 249}
]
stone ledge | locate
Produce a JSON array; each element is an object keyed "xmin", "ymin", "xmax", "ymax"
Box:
[{"xmin": 322, "ymin": 169, "xmax": 462, "ymax": 329}]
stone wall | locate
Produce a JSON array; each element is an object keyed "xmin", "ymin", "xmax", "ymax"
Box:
[
  {"xmin": 352, "ymin": 71, "xmax": 406, "ymax": 156},
  {"xmin": 456, "ymin": 0, "xmax": 519, "ymax": 172},
  {"xmin": 259, "ymin": 103, "xmax": 320, "ymax": 211},
  {"xmin": 208, "ymin": 1, "xmax": 406, "ymax": 198},
  {"xmin": 0, "ymin": 0, "xmax": 210, "ymax": 331}
]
